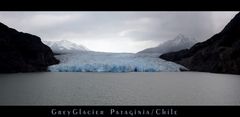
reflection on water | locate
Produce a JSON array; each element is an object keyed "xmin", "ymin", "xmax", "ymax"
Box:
[{"xmin": 0, "ymin": 72, "xmax": 240, "ymax": 105}]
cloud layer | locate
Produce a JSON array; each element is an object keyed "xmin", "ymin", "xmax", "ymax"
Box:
[{"xmin": 0, "ymin": 12, "xmax": 237, "ymax": 53}]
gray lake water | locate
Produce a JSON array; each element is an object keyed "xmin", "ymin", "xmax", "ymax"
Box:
[{"xmin": 0, "ymin": 72, "xmax": 240, "ymax": 105}]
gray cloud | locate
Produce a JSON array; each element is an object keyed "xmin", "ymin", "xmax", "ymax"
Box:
[{"xmin": 0, "ymin": 12, "xmax": 238, "ymax": 52}]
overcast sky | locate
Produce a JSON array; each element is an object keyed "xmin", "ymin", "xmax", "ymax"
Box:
[{"xmin": 0, "ymin": 12, "xmax": 238, "ymax": 53}]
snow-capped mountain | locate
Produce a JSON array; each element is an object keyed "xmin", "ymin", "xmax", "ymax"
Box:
[
  {"xmin": 138, "ymin": 34, "xmax": 198, "ymax": 54},
  {"xmin": 43, "ymin": 40, "xmax": 90, "ymax": 53}
]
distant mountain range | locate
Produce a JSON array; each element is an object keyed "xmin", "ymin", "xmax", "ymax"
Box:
[
  {"xmin": 138, "ymin": 34, "xmax": 197, "ymax": 54},
  {"xmin": 43, "ymin": 40, "xmax": 90, "ymax": 54}
]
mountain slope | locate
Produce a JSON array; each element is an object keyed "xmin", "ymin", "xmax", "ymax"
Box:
[
  {"xmin": 138, "ymin": 34, "xmax": 197, "ymax": 54},
  {"xmin": 160, "ymin": 12, "xmax": 240, "ymax": 74},
  {"xmin": 0, "ymin": 22, "xmax": 59, "ymax": 73},
  {"xmin": 44, "ymin": 40, "xmax": 90, "ymax": 54}
]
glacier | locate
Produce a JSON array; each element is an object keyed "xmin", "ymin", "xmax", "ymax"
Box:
[{"xmin": 48, "ymin": 52, "xmax": 187, "ymax": 72}]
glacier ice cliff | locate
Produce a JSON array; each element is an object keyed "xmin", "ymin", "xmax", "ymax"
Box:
[{"xmin": 48, "ymin": 52, "xmax": 186, "ymax": 72}]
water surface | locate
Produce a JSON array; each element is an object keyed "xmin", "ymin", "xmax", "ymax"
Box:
[{"xmin": 0, "ymin": 72, "xmax": 240, "ymax": 105}]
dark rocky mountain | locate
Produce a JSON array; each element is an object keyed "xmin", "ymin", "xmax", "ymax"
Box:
[
  {"xmin": 138, "ymin": 34, "xmax": 197, "ymax": 54},
  {"xmin": 0, "ymin": 22, "xmax": 59, "ymax": 73},
  {"xmin": 160, "ymin": 12, "xmax": 240, "ymax": 74}
]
